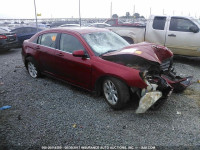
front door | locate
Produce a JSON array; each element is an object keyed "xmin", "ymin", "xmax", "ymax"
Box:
[
  {"xmin": 165, "ymin": 17, "xmax": 200, "ymax": 56},
  {"xmin": 54, "ymin": 33, "xmax": 92, "ymax": 89}
]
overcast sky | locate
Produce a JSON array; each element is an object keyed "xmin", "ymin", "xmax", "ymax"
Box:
[{"xmin": 0, "ymin": 0, "xmax": 200, "ymax": 19}]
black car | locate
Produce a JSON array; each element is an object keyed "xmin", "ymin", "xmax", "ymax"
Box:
[{"xmin": 0, "ymin": 29, "xmax": 18, "ymax": 51}]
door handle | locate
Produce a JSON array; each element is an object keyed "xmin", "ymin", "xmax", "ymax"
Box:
[
  {"xmin": 168, "ymin": 34, "xmax": 176, "ymax": 37},
  {"xmin": 56, "ymin": 53, "xmax": 64, "ymax": 56}
]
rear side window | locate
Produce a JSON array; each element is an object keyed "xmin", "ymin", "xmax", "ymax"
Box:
[
  {"xmin": 169, "ymin": 17, "xmax": 197, "ymax": 32},
  {"xmin": 153, "ymin": 17, "xmax": 166, "ymax": 30},
  {"xmin": 59, "ymin": 33, "xmax": 84, "ymax": 53},
  {"xmin": 40, "ymin": 33, "xmax": 57, "ymax": 48}
]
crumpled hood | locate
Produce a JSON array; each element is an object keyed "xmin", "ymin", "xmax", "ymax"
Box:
[{"xmin": 102, "ymin": 42, "xmax": 173, "ymax": 64}]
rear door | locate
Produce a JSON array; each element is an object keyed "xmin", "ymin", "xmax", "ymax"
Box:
[
  {"xmin": 165, "ymin": 17, "xmax": 200, "ymax": 56},
  {"xmin": 37, "ymin": 32, "xmax": 58, "ymax": 74},
  {"xmin": 54, "ymin": 33, "xmax": 92, "ymax": 89},
  {"xmin": 145, "ymin": 16, "xmax": 167, "ymax": 45}
]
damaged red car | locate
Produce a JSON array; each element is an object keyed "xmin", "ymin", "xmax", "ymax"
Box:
[{"xmin": 22, "ymin": 27, "xmax": 192, "ymax": 113}]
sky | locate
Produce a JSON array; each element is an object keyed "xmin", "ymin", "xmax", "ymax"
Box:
[{"xmin": 0, "ymin": 0, "xmax": 200, "ymax": 19}]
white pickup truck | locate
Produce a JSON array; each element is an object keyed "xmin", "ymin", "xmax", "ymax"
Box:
[{"xmin": 107, "ymin": 15, "xmax": 200, "ymax": 56}]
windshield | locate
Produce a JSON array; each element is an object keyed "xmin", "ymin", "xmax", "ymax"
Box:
[{"xmin": 82, "ymin": 31, "xmax": 130, "ymax": 56}]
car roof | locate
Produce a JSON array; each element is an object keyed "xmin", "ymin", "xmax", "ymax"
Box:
[{"xmin": 47, "ymin": 27, "xmax": 109, "ymax": 35}]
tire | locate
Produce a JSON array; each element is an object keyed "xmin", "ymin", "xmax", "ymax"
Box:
[
  {"xmin": 103, "ymin": 77, "xmax": 130, "ymax": 110},
  {"xmin": 122, "ymin": 37, "xmax": 134, "ymax": 44},
  {"xmin": 26, "ymin": 57, "xmax": 41, "ymax": 78}
]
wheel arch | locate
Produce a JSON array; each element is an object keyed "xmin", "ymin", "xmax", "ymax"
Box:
[
  {"xmin": 94, "ymin": 75, "xmax": 130, "ymax": 96},
  {"xmin": 25, "ymin": 55, "xmax": 37, "ymax": 69},
  {"xmin": 121, "ymin": 36, "xmax": 134, "ymax": 44}
]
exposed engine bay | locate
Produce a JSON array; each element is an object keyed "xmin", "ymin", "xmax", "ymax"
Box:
[{"xmin": 102, "ymin": 43, "xmax": 192, "ymax": 113}]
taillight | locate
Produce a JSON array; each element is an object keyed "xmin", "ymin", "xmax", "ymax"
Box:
[{"xmin": 0, "ymin": 35, "xmax": 7, "ymax": 39}]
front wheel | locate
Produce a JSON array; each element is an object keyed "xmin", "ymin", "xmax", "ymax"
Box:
[
  {"xmin": 103, "ymin": 77, "xmax": 130, "ymax": 110},
  {"xmin": 26, "ymin": 57, "xmax": 40, "ymax": 78}
]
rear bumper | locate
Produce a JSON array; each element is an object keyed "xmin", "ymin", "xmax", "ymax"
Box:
[{"xmin": 0, "ymin": 41, "xmax": 19, "ymax": 50}]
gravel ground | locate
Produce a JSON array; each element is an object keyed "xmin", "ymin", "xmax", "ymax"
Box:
[{"xmin": 0, "ymin": 48, "xmax": 199, "ymax": 150}]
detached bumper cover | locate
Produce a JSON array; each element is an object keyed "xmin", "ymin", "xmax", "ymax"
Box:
[{"xmin": 136, "ymin": 91, "xmax": 162, "ymax": 113}]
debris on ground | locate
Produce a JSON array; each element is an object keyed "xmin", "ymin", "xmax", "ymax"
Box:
[
  {"xmin": 183, "ymin": 88, "xmax": 200, "ymax": 107},
  {"xmin": 0, "ymin": 105, "xmax": 11, "ymax": 110},
  {"xmin": 176, "ymin": 111, "xmax": 181, "ymax": 115},
  {"xmin": 18, "ymin": 115, "xmax": 22, "ymax": 120}
]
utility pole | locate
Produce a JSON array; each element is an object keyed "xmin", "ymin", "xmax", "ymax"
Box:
[
  {"xmin": 110, "ymin": 1, "xmax": 112, "ymax": 18},
  {"xmin": 34, "ymin": 0, "xmax": 38, "ymax": 32},
  {"xmin": 163, "ymin": 9, "xmax": 165, "ymax": 15},
  {"xmin": 150, "ymin": 7, "xmax": 151, "ymax": 15},
  {"xmin": 79, "ymin": 0, "xmax": 81, "ymax": 26},
  {"xmin": 133, "ymin": 5, "xmax": 135, "ymax": 15}
]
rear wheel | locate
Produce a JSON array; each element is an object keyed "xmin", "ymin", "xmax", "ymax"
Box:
[
  {"xmin": 103, "ymin": 77, "xmax": 130, "ymax": 110},
  {"xmin": 26, "ymin": 57, "xmax": 40, "ymax": 78}
]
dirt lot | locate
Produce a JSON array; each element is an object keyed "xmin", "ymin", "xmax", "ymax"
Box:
[{"xmin": 0, "ymin": 48, "xmax": 200, "ymax": 150}]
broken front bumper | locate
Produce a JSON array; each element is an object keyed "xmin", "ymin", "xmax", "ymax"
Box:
[
  {"xmin": 162, "ymin": 75, "xmax": 193, "ymax": 92},
  {"xmin": 136, "ymin": 91, "xmax": 162, "ymax": 113},
  {"xmin": 136, "ymin": 74, "xmax": 173, "ymax": 113}
]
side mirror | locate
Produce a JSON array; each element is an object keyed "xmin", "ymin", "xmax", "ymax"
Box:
[
  {"xmin": 72, "ymin": 50, "xmax": 87, "ymax": 58},
  {"xmin": 189, "ymin": 26, "xmax": 199, "ymax": 33}
]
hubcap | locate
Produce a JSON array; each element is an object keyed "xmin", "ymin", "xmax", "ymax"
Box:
[
  {"xmin": 103, "ymin": 80, "xmax": 118, "ymax": 105},
  {"xmin": 28, "ymin": 62, "xmax": 37, "ymax": 78}
]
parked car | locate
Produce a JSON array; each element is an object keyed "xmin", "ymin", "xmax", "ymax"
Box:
[
  {"xmin": 88, "ymin": 23, "xmax": 111, "ymax": 28},
  {"xmin": 105, "ymin": 18, "xmax": 140, "ymax": 27},
  {"xmin": 0, "ymin": 27, "xmax": 11, "ymax": 32},
  {"xmin": 50, "ymin": 21, "xmax": 79, "ymax": 28},
  {"xmin": 11, "ymin": 26, "xmax": 43, "ymax": 47},
  {"xmin": 59, "ymin": 24, "xmax": 80, "ymax": 27},
  {"xmin": 0, "ymin": 29, "xmax": 18, "ymax": 51},
  {"xmin": 22, "ymin": 28, "xmax": 192, "ymax": 113},
  {"xmin": 107, "ymin": 15, "xmax": 200, "ymax": 56}
]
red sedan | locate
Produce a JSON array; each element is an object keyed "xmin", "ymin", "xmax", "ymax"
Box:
[{"xmin": 22, "ymin": 27, "xmax": 192, "ymax": 113}]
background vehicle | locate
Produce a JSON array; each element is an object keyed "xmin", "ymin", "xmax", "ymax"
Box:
[
  {"xmin": 88, "ymin": 23, "xmax": 111, "ymax": 28},
  {"xmin": 0, "ymin": 28, "xmax": 18, "ymax": 51},
  {"xmin": 50, "ymin": 21, "xmax": 79, "ymax": 28},
  {"xmin": 107, "ymin": 15, "xmax": 200, "ymax": 56},
  {"xmin": 105, "ymin": 18, "xmax": 143, "ymax": 27},
  {"xmin": 59, "ymin": 24, "xmax": 80, "ymax": 27},
  {"xmin": 22, "ymin": 28, "xmax": 191, "ymax": 113},
  {"xmin": 11, "ymin": 26, "xmax": 43, "ymax": 47},
  {"xmin": 0, "ymin": 27, "xmax": 11, "ymax": 32}
]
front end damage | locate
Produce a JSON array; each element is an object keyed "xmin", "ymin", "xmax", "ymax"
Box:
[
  {"xmin": 136, "ymin": 70, "xmax": 173, "ymax": 113},
  {"xmin": 102, "ymin": 43, "xmax": 193, "ymax": 113}
]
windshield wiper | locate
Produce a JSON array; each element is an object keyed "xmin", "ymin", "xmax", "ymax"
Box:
[{"xmin": 99, "ymin": 50, "xmax": 117, "ymax": 57}]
